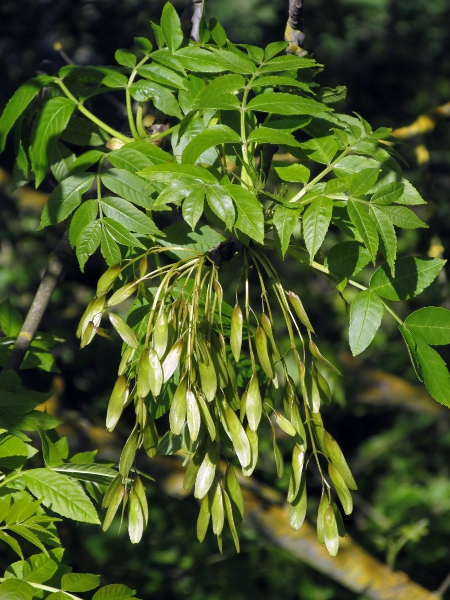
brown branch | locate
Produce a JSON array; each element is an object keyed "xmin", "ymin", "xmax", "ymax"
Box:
[
  {"xmin": 2, "ymin": 230, "xmax": 73, "ymax": 373},
  {"xmin": 285, "ymin": 0, "xmax": 307, "ymax": 56}
]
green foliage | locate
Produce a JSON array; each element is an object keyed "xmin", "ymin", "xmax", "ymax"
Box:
[{"xmin": 0, "ymin": 3, "xmax": 449, "ymax": 589}]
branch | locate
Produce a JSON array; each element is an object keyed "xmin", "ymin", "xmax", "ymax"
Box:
[
  {"xmin": 150, "ymin": 457, "xmax": 440, "ymax": 600},
  {"xmin": 285, "ymin": 0, "xmax": 307, "ymax": 56},
  {"xmin": 2, "ymin": 230, "xmax": 73, "ymax": 373},
  {"xmin": 392, "ymin": 101, "xmax": 450, "ymax": 140},
  {"xmin": 191, "ymin": 0, "xmax": 205, "ymax": 42}
]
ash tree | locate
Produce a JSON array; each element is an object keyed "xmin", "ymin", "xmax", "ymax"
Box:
[{"xmin": 0, "ymin": 1, "xmax": 448, "ymax": 598}]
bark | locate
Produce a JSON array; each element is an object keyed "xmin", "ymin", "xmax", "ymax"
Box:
[
  {"xmin": 191, "ymin": 0, "xmax": 205, "ymax": 42},
  {"xmin": 2, "ymin": 230, "xmax": 73, "ymax": 373},
  {"xmin": 285, "ymin": 0, "xmax": 307, "ymax": 56}
]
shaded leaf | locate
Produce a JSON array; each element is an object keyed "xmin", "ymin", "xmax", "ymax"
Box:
[{"xmin": 370, "ymin": 257, "xmax": 445, "ymax": 301}]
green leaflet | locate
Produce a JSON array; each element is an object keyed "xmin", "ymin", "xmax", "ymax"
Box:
[
  {"xmin": 182, "ymin": 124, "xmax": 241, "ymax": 164},
  {"xmin": 101, "ymin": 168, "xmax": 153, "ymax": 208},
  {"xmin": 21, "ymin": 469, "xmax": 100, "ymax": 524},
  {"xmin": 0, "ymin": 75, "xmax": 54, "ymax": 153},
  {"xmin": 275, "ymin": 164, "xmax": 310, "ymax": 183},
  {"xmin": 182, "ymin": 186, "xmax": 205, "ymax": 230},
  {"xmin": 349, "ymin": 290, "xmax": 384, "ymax": 356},
  {"xmin": 300, "ymin": 136, "xmax": 338, "ymax": 165},
  {"xmin": 61, "ymin": 572, "xmax": 101, "ymax": 592},
  {"xmin": 405, "ymin": 307, "xmax": 450, "ymax": 345},
  {"xmin": 381, "ymin": 205, "xmax": 428, "ymax": 229},
  {"xmin": 0, "ymin": 578, "xmax": 35, "ymax": 600},
  {"xmin": 0, "ymin": 299, "xmax": 23, "ymax": 337},
  {"xmin": 76, "ymin": 221, "xmax": 102, "ymax": 271},
  {"xmin": 370, "ymin": 257, "xmax": 445, "ymax": 301},
  {"xmin": 401, "ymin": 331, "xmax": 450, "ymax": 407},
  {"xmin": 224, "ymin": 184, "xmax": 264, "ymax": 244},
  {"xmin": 213, "ymin": 48, "xmax": 256, "ymax": 74},
  {"xmin": 260, "ymin": 54, "xmax": 318, "ymax": 73},
  {"xmin": 369, "ymin": 204, "xmax": 397, "ymax": 276},
  {"xmin": 303, "ymin": 197, "xmax": 333, "ymax": 261},
  {"xmin": 326, "ymin": 241, "xmax": 371, "ymax": 279},
  {"xmin": 92, "ymin": 583, "xmax": 136, "ymax": 599},
  {"xmin": 30, "ymin": 97, "xmax": 76, "ymax": 187},
  {"xmin": 100, "ymin": 196, "xmax": 161, "ymax": 235},
  {"xmin": 130, "ymin": 80, "xmax": 182, "ymax": 119},
  {"xmin": 137, "ymin": 64, "xmax": 186, "ymax": 89},
  {"xmin": 160, "ymin": 2, "xmax": 183, "ymax": 52},
  {"xmin": 175, "ymin": 46, "xmax": 224, "ymax": 73},
  {"xmin": 69, "ymin": 200, "xmax": 98, "ymax": 246},
  {"xmin": 348, "ymin": 167, "xmax": 379, "ymax": 196},
  {"xmin": 205, "ymin": 184, "xmax": 235, "ymax": 230},
  {"xmin": 347, "ymin": 199, "xmax": 379, "ymax": 263},
  {"xmin": 247, "ymin": 127, "xmax": 300, "ymax": 147},
  {"xmin": 115, "ymin": 49, "xmax": 136, "ymax": 68},
  {"xmin": 247, "ymin": 92, "xmax": 328, "ymax": 115},
  {"xmin": 39, "ymin": 173, "xmax": 95, "ymax": 229},
  {"xmin": 371, "ymin": 182, "xmax": 405, "ymax": 205},
  {"xmin": 273, "ymin": 205, "xmax": 302, "ymax": 258}
]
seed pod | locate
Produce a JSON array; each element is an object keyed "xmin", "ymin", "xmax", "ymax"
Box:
[
  {"xmin": 77, "ymin": 296, "xmax": 106, "ymax": 339},
  {"xmin": 274, "ymin": 411, "xmax": 297, "ymax": 437},
  {"xmin": 309, "ymin": 339, "xmax": 342, "ymax": 375},
  {"xmin": 316, "ymin": 493, "xmax": 329, "ymax": 545},
  {"xmin": 271, "ymin": 422, "xmax": 284, "ymax": 478},
  {"xmin": 287, "ymin": 445, "xmax": 305, "ymax": 502},
  {"xmin": 80, "ymin": 321, "xmax": 95, "ymax": 348},
  {"xmin": 96, "ymin": 264, "xmax": 122, "ymax": 295},
  {"xmin": 223, "ymin": 489, "xmax": 240, "ymax": 552},
  {"xmin": 195, "ymin": 392, "xmax": 216, "ymax": 441},
  {"xmin": 324, "ymin": 504, "xmax": 339, "ymax": 556},
  {"xmin": 332, "ymin": 500, "xmax": 346, "ymax": 537},
  {"xmin": 290, "ymin": 399, "xmax": 307, "ymax": 447},
  {"xmin": 184, "ymin": 445, "xmax": 206, "ymax": 491},
  {"xmin": 213, "ymin": 279, "xmax": 223, "ymax": 317},
  {"xmin": 242, "ymin": 426, "xmax": 258, "ymax": 477},
  {"xmin": 310, "ymin": 411, "xmax": 327, "ymax": 456},
  {"xmin": 186, "ymin": 389, "xmax": 201, "ymax": 442},
  {"xmin": 288, "ymin": 291, "xmax": 315, "ymax": 333},
  {"xmin": 139, "ymin": 256, "xmax": 148, "ymax": 279},
  {"xmin": 106, "ymin": 375, "xmax": 128, "ymax": 431},
  {"xmin": 194, "ymin": 442, "xmax": 219, "ymax": 499},
  {"xmin": 153, "ymin": 309, "xmax": 169, "ymax": 360},
  {"xmin": 102, "ymin": 474, "xmax": 122, "ymax": 509},
  {"xmin": 197, "ymin": 492, "xmax": 211, "ymax": 542},
  {"xmin": 198, "ymin": 349, "xmax": 217, "ymax": 402},
  {"xmin": 137, "ymin": 350, "xmax": 151, "ymax": 398},
  {"xmin": 119, "ymin": 429, "xmax": 138, "ymax": 477},
  {"xmin": 230, "ymin": 304, "xmax": 243, "ymax": 363},
  {"xmin": 109, "ymin": 313, "xmax": 138, "ymax": 349},
  {"xmin": 328, "ymin": 463, "xmax": 353, "ymax": 515},
  {"xmin": 210, "ymin": 345, "xmax": 228, "ymax": 389},
  {"xmin": 169, "ymin": 377, "xmax": 187, "ymax": 435},
  {"xmin": 108, "ymin": 282, "xmax": 138, "ymax": 307},
  {"xmin": 314, "ymin": 365, "xmax": 332, "ymax": 406},
  {"xmin": 142, "ymin": 413, "xmax": 158, "ymax": 458},
  {"xmin": 117, "ymin": 346, "xmax": 134, "ymax": 376},
  {"xmin": 324, "ymin": 431, "xmax": 357, "ymax": 490},
  {"xmin": 300, "ymin": 364, "xmax": 321, "ymax": 413},
  {"xmin": 102, "ymin": 481, "xmax": 125, "ymax": 532},
  {"xmin": 224, "ymin": 465, "xmax": 244, "ymax": 524},
  {"xmin": 210, "ymin": 478, "xmax": 224, "ymax": 535},
  {"xmin": 128, "ymin": 487, "xmax": 144, "ymax": 544},
  {"xmin": 289, "ymin": 473, "xmax": 307, "ymax": 530},
  {"xmin": 246, "ymin": 374, "xmax": 262, "ymax": 431},
  {"xmin": 255, "ymin": 326, "xmax": 274, "ymax": 379},
  {"xmin": 261, "ymin": 313, "xmax": 281, "ymax": 361},
  {"xmin": 221, "ymin": 404, "xmax": 251, "ymax": 468},
  {"xmin": 148, "ymin": 348, "xmax": 163, "ymax": 396},
  {"xmin": 162, "ymin": 338, "xmax": 183, "ymax": 382},
  {"xmin": 133, "ymin": 475, "xmax": 148, "ymax": 526}
]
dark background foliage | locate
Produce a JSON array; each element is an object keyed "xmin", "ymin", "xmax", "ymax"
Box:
[{"xmin": 1, "ymin": 1, "xmax": 450, "ymax": 598}]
